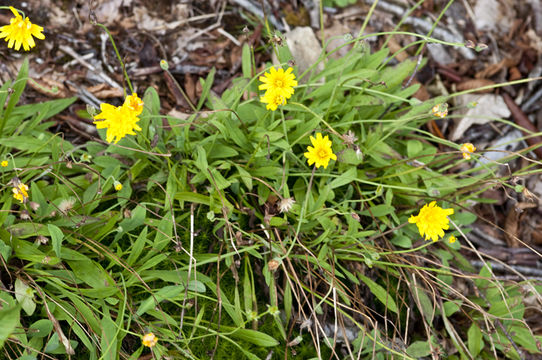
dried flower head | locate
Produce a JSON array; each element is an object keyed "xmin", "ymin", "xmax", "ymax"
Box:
[
  {"xmin": 432, "ymin": 103, "xmax": 448, "ymax": 118},
  {"xmin": 342, "ymin": 130, "xmax": 358, "ymax": 146},
  {"xmin": 142, "ymin": 332, "xmax": 158, "ymax": 348},
  {"xmin": 408, "ymin": 201, "xmax": 454, "ymax": 242},
  {"xmin": 268, "ymin": 259, "xmax": 280, "ymax": 271},
  {"xmin": 37, "ymin": 235, "xmax": 49, "ymax": 245},
  {"xmin": 304, "ymin": 133, "xmax": 337, "ymax": 169},
  {"xmin": 29, "ymin": 201, "xmax": 40, "ymax": 211},
  {"xmin": 58, "ymin": 198, "xmax": 75, "ymax": 215},
  {"xmin": 460, "ymin": 143, "xmax": 476, "ymax": 160},
  {"xmin": 278, "ymin": 197, "xmax": 295, "ymax": 213},
  {"xmin": 0, "ymin": 7, "xmax": 45, "ymax": 51},
  {"xmin": 20, "ymin": 209, "xmax": 31, "ymax": 220}
]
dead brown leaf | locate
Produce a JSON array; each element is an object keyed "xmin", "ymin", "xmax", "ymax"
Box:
[
  {"xmin": 86, "ymin": 84, "xmax": 124, "ymax": 99},
  {"xmin": 29, "ymin": 77, "xmax": 69, "ymax": 98},
  {"xmin": 456, "ymin": 78, "xmax": 496, "ymax": 93},
  {"xmin": 504, "ymin": 202, "xmax": 537, "ymax": 247},
  {"xmin": 475, "ymin": 57, "xmax": 518, "ymax": 79}
]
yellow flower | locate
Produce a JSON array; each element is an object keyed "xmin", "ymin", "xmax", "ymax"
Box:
[
  {"xmin": 259, "ymin": 66, "xmax": 297, "ymax": 100},
  {"xmin": 449, "ymin": 235, "xmax": 457, "ymax": 244},
  {"xmin": 432, "ymin": 103, "xmax": 448, "ymax": 118},
  {"xmin": 0, "ymin": 7, "xmax": 45, "ymax": 51},
  {"xmin": 93, "ymin": 94, "xmax": 143, "ymax": 144},
  {"xmin": 12, "ymin": 182, "xmax": 29, "ymax": 203},
  {"xmin": 114, "ymin": 181, "xmax": 123, "ymax": 191},
  {"xmin": 304, "ymin": 133, "xmax": 337, "ymax": 169},
  {"xmin": 142, "ymin": 332, "xmax": 158, "ymax": 348},
  {"xmin": 408, "ymin": 201, "xmax": 454, "ymax": 242},
  {"xmin": 123, "ymin": 93, "xmax": 144, "ymax": 116},
  {"xmin": 460, "ymin": 143, "xmax": 476, "ymax": 160},
  {"xmin": 1, "ymin": 160, "xmax": 7, "ymax": 167},
  {"xmin": 260, "ymin": 90, "xmax": 287, "ymax": 111}
]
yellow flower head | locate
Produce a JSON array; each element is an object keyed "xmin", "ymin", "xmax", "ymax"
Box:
[
  {"xmin": 93, "ymin": 95, "xmax": 143, "ymax": 144},
  {"xmin": 259, "ymin": 66, "xmax": 297, "ymax": 100},
  {"xmin": 449, "ymin": 235, "xmax": 457, "ymax": 244},
  {"xmin": 432, "ymin": 103, "xmax": 448, "ymax": 118},
  {"xmin": 0, "ymin": 7, "xmax": 45, "ymax": 51},
  {"xmin": 260, "ymin": 90, "xmax": 287, "ymax": 111},
  {"xmin": 114, "ymin": 181, "xmax": 123, "ymax": 191},
  {"xmin": 408, "ymin": 201, "xmax": 454, "ymax": 242},
  {"xmin": 142, "ymin": 332, "xmax": 158, "ymax": 348},
  {"xmin": 123, "ymin": 93, "xmax": 144, "ymax": 116},
  {"xmin": 460, "ymin": 143, "xmax": 476, "ymax": 160},
  {"xmin": 12, "ymin": 182, "xmax": 29, "ymax": 203},
  {"xmin": 304, "ymin": 133, "xmax": 337, "ymax": 169},
  {"xmin": 1, "ymin": 160, "xmax": 7, "ymax": 167}
]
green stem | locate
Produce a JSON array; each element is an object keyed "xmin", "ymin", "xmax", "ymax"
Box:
[{"xmin": 93, "ymin": 22, "xmax": 134, "ymax": 94}]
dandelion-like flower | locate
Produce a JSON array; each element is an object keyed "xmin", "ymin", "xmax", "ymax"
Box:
[
  {"xmin": 304, "ymin": 133, "xmax": 337, "ymax": 169},
  {"xmin": 432, "ymin": 103, "xmax": 448, "ymax": 118},
  {"xmin": 93, "ymin": 94, "xmax": 143, "ymax": 144},
  {"xmin": 12, "ymin": 182, "xmax": 29, "ymax": 203},
  {"xmin": 1, "ymin": 160, "xmax": 7, "ymax": 167},
  {"xmin": 0, "ymin": 7, "xmax": 45, "ymax": 51},
  {"xmin": 114, "ymin": 181, "xmax": 123, "ymax": 191},
  {"xmin": 449, "ymin": 235, "xmax": 457, "ymax": 244},
  {"xmin": 408, "ymin": 201, "xmax": 454, "ymax": 242},
  {"xmin": 123, "ymin": 93, "xmax": 144, "ymax": 116},
  {"xmin": 460, "ymin": 143, "xmax": 476, "ymax": 160},
  {"xmin": 260, "ymin": 90, "xmax": 287, "ymax": 111},
  {"xmin": 259, "ymin": 66, "xmax": 297, "ymax": 103},
  {"xmin": 142, "ymin": 332, "xmax": 158, "ymax": 348}
]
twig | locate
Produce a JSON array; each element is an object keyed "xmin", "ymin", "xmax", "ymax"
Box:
[
  {"xmin": 217, "ymin": 28, "xmax": 241, "ymax": 46},
  {"xmin": 64, "ymin": 80, "xmax": 102, "ymax": 109},
  {"xmin": 59, "ymin": 45, "xmax": 122, "ymax": 89},
  {"xmin": 470, "ymin": 260, "xmax": 542, "ymax": 278},
  {"xmin": 100, "ymin": 32, "xmax": 115, "ymax": 73},
  {"xmin": 363, "ymin": 0, "xmax": 475, "ymax": 60},
  {"xmin": 503, "ymin": 92, "xmax": 542, "ymax": 159},
  {"xmin": 230, "ymin": 0, "xmax": 284, "ymax": 31}
]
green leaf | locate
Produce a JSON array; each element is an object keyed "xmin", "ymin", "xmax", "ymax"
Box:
[
  {"xmin": 47, "ymin": 224, "xmax": 64, "ymax": 258},
  {"xmin": 467, "ymin": 323, "xmax": 484, "ymax": 357},
  {"xmin": 227, "ymin": 327, "xmax": 280, "ymax": 347},
  {"xmin": 29, "ymin": 319, "xmax": 53, "ymax": 339},
  {"xmin": 100, "ymin": 312, "xmax": 118, "ymax": 360},
  {"xmin": 136, "ymin": 285, "xmax": 186, "ymax": 316},
  {"xmin": 0, "ymin": 294, "xmax": 19, "ymax": 348},
  {"xmin": 197, "ymin": 67, "xmax": 216, "ymax": 110},
  {"xmin": 126, "ymin": 226, "xmax": 148, "ymax": 266},
  {"xmin": 14, "ymin": 278, "xmax": 36, "ymax": 316},
  {"xmin": 360, "ymin": 204, "xmax": 395, "ymax": 217},
  {"xmin": 0, "ymin": 238, "xmax": 12, "ymax": 261},
  {"xmin": 328, "ymin": 167, "xmax": 357, "ymax": 189},
  {"xmin": 358, "ymin": 274, "xmax": 398, "ymax": 314},
  {"xmin": 3, "ymin": 57, "xmax": 28, "ymax": 123},
  {"xmin": 443, "ymin": 300, "xmax": 461, "ymax": 316},
  {"xmin": 195, "ymin": 145, "xmax": 208, "ymax": 172},
  {"xmin": 406, "ymin": 341, "xmax": 431, "ymax": 357},
  {"xmin": 242, "ymin": 43, "xmax": 252, "ymax": 78},
  {"xmin": 407, "ymin": 140, "xmax": 423, "ymax": 158}
]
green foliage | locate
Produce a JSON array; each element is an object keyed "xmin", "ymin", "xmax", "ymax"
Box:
[{"xmin": 1, "ymin": 14, "xmax": 541, "ymax": 360}]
